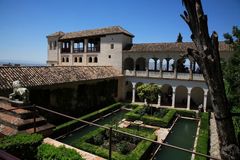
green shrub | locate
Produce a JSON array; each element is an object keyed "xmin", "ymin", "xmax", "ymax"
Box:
[
  {"xmin": 176, "ymin": 109, "xmax": 196, "ymax": 118},
  {"xmin": 125, "ymin": 106, "xmax": 176, "ymax": 127},
  {"xmin": 116, "ymin": 141, "xmax": 132, "ymax": 154},
  {"xmin": 37, "ymin": 144, "xmax": 84, "ymax": 160},
  {"xmin": 0, "ymin": 133, "xmax": 43, "ymax": 160},
  {"xmin": 232, "ymin": 106, "xmax": 240, "ymax": 143},
  {"xmin": 195, "ymin": 112, "xmax": 209, "ymax": 160},
  {"xmin": 73, "ymin": 126, "xmax": 156, "ymax": 160},
  {"xmin": 53, "ymin": 102, "xmax": 122, "ymax": 137}
]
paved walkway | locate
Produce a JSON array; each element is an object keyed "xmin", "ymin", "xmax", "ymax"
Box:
[
  {"xmin": 43, "ymin": 138, "xmax": 105, "ymax": 160},
  {"xmin": 209, "ymin": 113, "xmax": 221, "ymax": 159}
]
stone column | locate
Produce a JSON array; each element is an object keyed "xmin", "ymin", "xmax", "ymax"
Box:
[
  {"xmin": 159, "ymin": 59, "xmax": 162, "ymax": 78},
  {"xmin": 157, "ymin": 94, "xmax": 161, "ymax": 107},
  {"xmin": 84, "ymin": 39, "xmax": 88, "ymax": 53},
  {"xmin": 166, "ymin": 58, "xmax": 170, "ymax": 71},
  {"xmin": 189, "ymin": 61, "xmax": 193, "ymax": 80},
  {"xmin": 133, "ymin": 60, "xmax": 136, "ymax": 76},
  {"xmin": 174, "ymin": 60, "xmax": 177, "ymax": 79},
  {"xmin": 70, "ymin": 40, "xmax": 74, "ymax": 53},
  {"xmin": 132, "ymin": 82, "xmax": 136, "ymax": 103},
  {"xmin": 187, "ymin": 88, "xmax": 192, "ymax": 110},
  {"xmin": 203, "ymin": 89, "xmax": 208, "ymax": 112},
  {"xmin": 58, "ymin": 42, "xmax": 62, "ymax": 65},
  {"xmin": 193, "ymin": 61, "xmax": 196, "ymax": 73},
  {"xmin": 146, "ymin": 58, "xmax": 149, "ymax": 77},
  {"xmin": 172, "ymin": 87, "xmax": 176, "ymax": 107}
]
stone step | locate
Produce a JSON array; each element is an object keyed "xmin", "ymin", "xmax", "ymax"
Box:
[
  {"xmin": 0, "ymin": 124, "xmax": 18, "ymax": 136},
  {"xmin": 0, "ymin": 112, "xmax": 47, "ymax": 130},
  {"xmin": 25, "ymin": 123, "xmax": 55, "ymax": 136},
  {"xmin": 0, "ymin": 123, "xmax": 55, "ymax": 137},
  {"xmin": 0, "ymin": 100, "xmax": 33, "ymax": 119}
]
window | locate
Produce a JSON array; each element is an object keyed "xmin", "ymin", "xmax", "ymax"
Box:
[
  {"xmin": 53, "ymin": 41, "xmax": 57, "ymax": 50},
  {"xmin": 87, "ymin": 38, "xmax": 100, "ymax": 52},
  {"xmin": 108, "ymin": 55, "xmax": 111, "ymax": 59},
  {"xmin": 94, "ymin": 57, "xmax": 98, "ymax": 63},
  {"xmin": 73, "ymin": 40, "xmax": 84, "ymax": 53},
  {"xmin": 79, "ymin": 57, "xmax": 82, "ymax": 63},
  {"xmin": 66, "ymin": 57, "xmax": 69, "ymax": 62},
  {"xmin": 62, "ymin": 57, "xmax": 65, "ymax": 62},
  {"xmin": 89, "ymin": 57, "xmax": 92, "ymax": 63},
  {"xmin": 49, "ymin": 41, "xmax": 53, "ymax": 50},
  {"xmin": 111, "ymin": 44, "xmax": 114, "ymax": 49},
  {"xmin": 74, "ymin": 57, "xmax": 78, "ymax": 62}
]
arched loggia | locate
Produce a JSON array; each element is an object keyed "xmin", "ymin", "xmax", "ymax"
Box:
[{"xmin": 124, "ymin": 57, "xmax": 134, "ymax": 70}]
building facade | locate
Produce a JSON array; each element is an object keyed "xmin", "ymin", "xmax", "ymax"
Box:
[{"xmin": 47, "ymin": 26, "xmax": 232, "ymax": 112}]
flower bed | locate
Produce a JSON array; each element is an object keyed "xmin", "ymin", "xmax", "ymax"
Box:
[
  {"xmin": 125, "ymin": 106, "xmax": 176, "ymax": 127},
  {"xmin": 73, "ymin": 126, "xmax": 156, "ymax": 160}
]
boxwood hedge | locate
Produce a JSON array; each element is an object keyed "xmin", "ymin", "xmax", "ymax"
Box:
[
  {"xmin": 53, "ymin": 102, "xmax": 122, "ymax": 137},
  {"xmin": 37, "ymin": 144, "xmax": 84, "ymax": 160},
  {"xmin": 0, "ymin": 133, "xmax": 43, "ymax": 160},
  {"xmin": 194, "ymin": 112, "xmax": 209, "ymax": 160},
  {"xmin": 125, "ymin": 106, "xmax": 176, "ymax": 127},
  {"xmin": 73, "ymin": 126, "xmax": 156, "ymax": 160}
]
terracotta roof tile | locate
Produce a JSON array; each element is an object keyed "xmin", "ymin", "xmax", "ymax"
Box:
[
  {"xmin": 60, "ymin": 26, "xmax": 134, "ymax": 40},
  {"xmin": 123, "ymin": 42, "xmax": 231, "ymax": 52},
  {"xmin": 47, "ymin": 31, "xmax": 65, "ymax": 37},
  {"xmin": 0, "ymin": 66, "xmax": 122, "ymax": 90}
]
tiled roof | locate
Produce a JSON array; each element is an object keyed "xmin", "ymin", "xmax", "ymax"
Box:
[
  {"xmin": 59, "ymin": 26, "xmax": 134, "ymax": 40},
  {"xmin": 123, "ymin": 42, "xmax": 231, "ymax": 52},
  {"xmin": 47, "ymin": 31, "xmax": 65, "ymax": 37},
  {"xmin": 0, "ymin": 66, "xmax": 122, "ymax": 90}
]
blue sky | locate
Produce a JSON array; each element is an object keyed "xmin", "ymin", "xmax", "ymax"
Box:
[{"xmin": 0, "ymin": 0, "xmax": 239, "ymax": 64}]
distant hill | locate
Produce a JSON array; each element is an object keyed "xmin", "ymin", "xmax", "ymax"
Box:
[{"xmin": 0, "ymin": 59, "xmax": 46, "ymax": 66}]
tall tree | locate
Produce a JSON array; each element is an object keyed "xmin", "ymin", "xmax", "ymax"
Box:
[
  {"xmin": 177, "ymin": 32, "xmax": 183, "ymax": 42},
  {"xmin": 181, "ymin": 0, "xmax": 240, "ymax": 159},
  {"xmin": 223, "ymin": 26, "xmax": 240, "ymax": 107},
  {"xmin": 137, "ymin": 83, "xmax": 161, "ymax": 104}
]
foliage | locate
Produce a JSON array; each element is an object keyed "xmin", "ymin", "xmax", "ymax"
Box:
[
  {"xmin": 116, "ymin": 141, "xmax": 132, "ymax": 154},
  {"xmin": 175, "ymin": 109, "xmax": 196, "ymax": 118},
  {"xmin": 195, "ymin": 112, "xmax": 209, "ymax": 160},
  {"xmin": 125, "ymin": 106, "xmax": 176, "ymax": 127},
  {"xmin": 37, "ymin": 144, "xmax": 84, "ymax": 160},
  {"xmin": 223, "ymin": 26, "xmax": 240, "ymax": 107},
  {"xmin": 73, "ymin": 126, "xmax": 156, "ymax": 160},
  {"xmin": 136, "ymin": 84, "xmax": 161, "ymax": 103},
  {"xmin": 53, "ymin": 102, "xmax": 122, "ymax": 137},
  {"xmin": 0, "ymin": 133, "xmax": 43, "ymax": 160},
  {"xmin": 177, "ymin": 32, "xmax": 183, "ymax": 42},
  {"xmin": 232, "ymin": 106, "xmax": 240, "ymax": 144}
]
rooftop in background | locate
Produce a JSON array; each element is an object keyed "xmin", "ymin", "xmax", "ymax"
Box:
[
  {"xmin": 47, "ymin": 26, "xmax": 134, "ymax": 40},
  {"xmin": 0, "ymin": 66, "xmax": 122, "ymax": 90},
  {"xmin": 123, "ymin": 42, "xmax": 231, "ymax": 52}
]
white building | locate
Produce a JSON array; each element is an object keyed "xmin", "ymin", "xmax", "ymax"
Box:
[{"xmin": 47, "ymin": 26, "xmax": 232, "ymax": 112}]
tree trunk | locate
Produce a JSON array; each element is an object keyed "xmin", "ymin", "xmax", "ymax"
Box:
[{"xmin": 181, "ymin": 0, "xmax": 240, "ymax": 159}]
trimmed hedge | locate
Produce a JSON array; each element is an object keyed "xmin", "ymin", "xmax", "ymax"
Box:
[
  {"xmin": 232, "ymin": 106, "xmax": 240, "ymax": 144},
  {"xmin": 195, "ymin": 112, "xmax": 209, "ymax": 160},
  {"xmin": 175, "ymin": 109, "xmax": 196, "ymax": 118},
  {"xmin": 37, "ymin": 144, "xmax": 84, "ymax": 160},
  {"xmin": 53, "ymin": 102, "xmax": 122, "ymax": 137},
  {"xmin": 0, "ymin": 133, "xmax": 43, "ymax": 160},
  {"xmin": 125, "ymin": 106, "xmax": 176, "ymax": 127},
  {"xmin": 73, "ymin": 126, "xmax": 156, "ymax": 160}
]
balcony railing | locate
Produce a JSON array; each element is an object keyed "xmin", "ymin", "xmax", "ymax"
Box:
[
  {"xmin": 87, "ymin": 47, "xmax": 100, "ymax": 52},
  {"xmin": 124, "ymin": 70, "xmax": 204, "ymax": 81},
  {"xmin": 73, "ymin": 48, "xmax": 84, "ymax": 53},
  {"xmin": 61, "ymin": 48, "xmax": 70, "ymax": 53}
]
